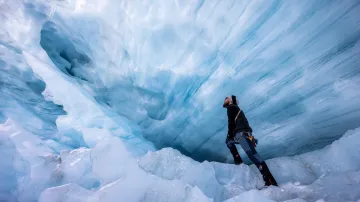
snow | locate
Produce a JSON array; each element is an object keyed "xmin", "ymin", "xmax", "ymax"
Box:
[{"xmin": 1, "ymin": 0, "xmax": 360, "ymax": 201}]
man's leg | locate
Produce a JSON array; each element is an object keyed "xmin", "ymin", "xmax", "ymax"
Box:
[
  {"xmin": 235, "ymin": 132, "xmax": 278, "ymax": 186},
  {"xmin": 225, "ymin": 136, "xmax": 243, "ymax": 165}
]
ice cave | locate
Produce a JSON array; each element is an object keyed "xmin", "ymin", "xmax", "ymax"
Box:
[{"xmin": 1, "ymin": 0, "xmax": 360, "ymax": 201}]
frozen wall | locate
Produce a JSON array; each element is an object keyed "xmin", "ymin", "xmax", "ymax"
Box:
[
  {"xmin": 1, "ymin": 0, "xmax": 360, "ymax": 201},
  {"xmin": 27, "ymin": 0, "xmax": 360, "ymax": 162}
]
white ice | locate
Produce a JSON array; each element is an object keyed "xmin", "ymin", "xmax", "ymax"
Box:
[
  {"xmin": 2, "ymin": 117, "xmax": 360, "ymax": 201},
  {"xmin": 1, "ymin": 0, "xmax": 360, "ymax": 202}
]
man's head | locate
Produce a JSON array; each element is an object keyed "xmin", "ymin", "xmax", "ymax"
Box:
[{"xmin": 223, "ymin": 95, "xmax": 238, "ymax": 108}]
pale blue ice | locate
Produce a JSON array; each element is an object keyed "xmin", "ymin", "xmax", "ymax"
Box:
[{"xmin": 1, "ymin": 0, "xmax": 360, "ymax": 202}]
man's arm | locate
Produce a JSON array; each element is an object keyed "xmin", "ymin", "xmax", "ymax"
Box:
[{"xmin": 227, "ymin": 105, "xmax": 238, "ymax": 137}]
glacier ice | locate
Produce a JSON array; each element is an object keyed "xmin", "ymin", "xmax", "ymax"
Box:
[
  {"xmin": 1, "ymin": 0, "xmax": 360, "ymax": 202},
  {"xmin": 224, "ymin": 190, "xmax": 276, "ymax": 202},
  {"xmin": 22, "ymin": 0, "xmax": 360, "ymax": 162},
  {"xmin": 2, "ymin": 117, "xmax": 360, "ymax": 201},
  {"xmin": 38, "ymin": 137, "xmax": 212, "ymax": 202},
  {"xmin": 0, "ymin": 127, "xmax": 28, "ymax": 202},
  {"xmin": 138, "ymin": 127, "xmax": 360, "ymax": 201}
]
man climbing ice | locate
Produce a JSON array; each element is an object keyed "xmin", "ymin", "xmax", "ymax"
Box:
[{"xmin": 223, "ymin": 95, "xmax": 278, "ymax": 186}]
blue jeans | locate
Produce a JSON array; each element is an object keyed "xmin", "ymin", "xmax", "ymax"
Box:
[{"xmin": 225, "ymin": 132, "xmax": 264, "ymax": 166}]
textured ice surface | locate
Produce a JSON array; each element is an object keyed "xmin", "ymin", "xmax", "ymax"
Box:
[
  {"xmin": 57, "ymin": 0, "xmax": 360, "ymax": 162},
  {"xmin": 139, "ymin": 127, "xmax": 360, "ymax": 201},
  {"xmin": 138, "ymin": 148, "xmax": 263, "ymax": 200},
  {"xmin": 4, "ymin": 121, "xmax": 359, "ymax": 202},
  {"xmin": 224, "ymin": 190, "xmax": 275, "ymax": 202},
  {"xmin": 2, "ymin": 0, "xmax": 359, "ymax": 162},
  {"xmin": 0, "ymin": 126, "xmax": 28, "ymax": 202},
  {"xmin": 1, "ymin": 0, "xmax": 360, "ymax": 202},
  {"xmin": 38, "ymin": 137, "xmax": 212, "ymax": 202}
]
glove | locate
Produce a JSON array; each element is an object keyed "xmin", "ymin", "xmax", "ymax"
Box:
[{"xmin": 248, "ymin": 134, "xmax": 258, "ymax": 147}]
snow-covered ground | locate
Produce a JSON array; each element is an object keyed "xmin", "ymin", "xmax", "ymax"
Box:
[{"xmin": 1, "ymin": 0, "xmax": 360, "ymax": 201}]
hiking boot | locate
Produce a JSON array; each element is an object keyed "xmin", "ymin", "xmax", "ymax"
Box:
[
  {"xmin": 234, "ymin": 154, "xmax": 243, "ymax": 165},
  {"xmin": 257, "ymin": 162, "xmax": 278, "ymax": 186},
  {"xmin": 264, "ymin": 175, "xmax": 278, "ymax": 186}
]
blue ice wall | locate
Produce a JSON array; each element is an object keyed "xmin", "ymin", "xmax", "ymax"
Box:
[
  {"xmin": 1, "ymin": 1, "xmax": 360, "ymax": 201},
  {"xmin": 33, "ymin": 0, "xmax": 360, "ymax": 162},
  {"xmin": 0, "ymin": 40, "xmax": 66, "ymax": 138},
  {"xmin": 2, "ymin": 0, "xmax": 360, "ymax": 163}
]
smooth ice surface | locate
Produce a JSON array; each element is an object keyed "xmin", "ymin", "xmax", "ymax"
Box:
[{"xmin": 1, "ymin": 0, "xmax": 360, "ymax": 202}]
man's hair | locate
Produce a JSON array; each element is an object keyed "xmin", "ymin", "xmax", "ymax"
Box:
[{"xmin": 225, "ymin": 95, "xmax": 238, "ymax": 105}]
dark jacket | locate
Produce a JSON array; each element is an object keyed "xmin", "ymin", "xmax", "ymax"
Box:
[{"xmin": 227, "ymin": 104, "xmax": 252, "ymax": 137}]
